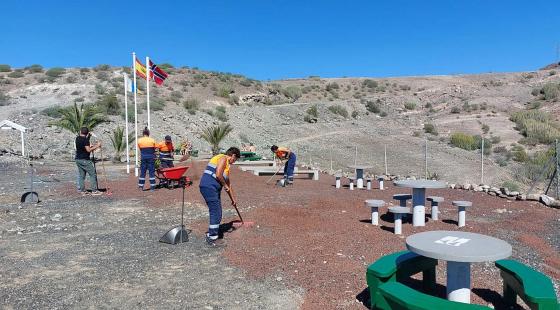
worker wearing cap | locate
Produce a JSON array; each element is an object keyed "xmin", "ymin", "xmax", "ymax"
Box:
[
  {"xmin": 199, "ymin": 147, "xmax": 240, "ymax": 246},
  {"xmin": 271, "ymin": 145, "xmax": 297, "ymax": 185},
  {"xmin": 157, "ymin": 135, "xmax": 175, "ymax": 168},
  {"xmin": 137, "ymin": 127, "xmax": 157, "ymax": 191}
]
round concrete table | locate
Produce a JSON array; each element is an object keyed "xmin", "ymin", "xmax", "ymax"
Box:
[
  {"xmin": 348, "ymin": 165, "xmax": 373, "ymax": 189},
  {"xmin": 406, "ymin": 230, "xmax": 512, "ymax": 303},
  {"xmin": 393, "ymin": 180, "xmax": 446, "ymax": 226}
]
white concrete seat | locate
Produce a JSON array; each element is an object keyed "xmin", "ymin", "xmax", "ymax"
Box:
[
  {"xmin": 365, "ymin": 178, "xmax": 373, "ymax": 190},
  {"xmin": 427, "ymin": 196, "xmax": 444, "ymax": 220},
  {"xmin": 365, "ymin": 199, "xmax": 385, "ymax": 225},
  {"xmin": 348, "ymin": 177, "xmax": 356, "ymax": 190},
  {"xmin": 388, "ymin": 206, "xmax": 410, "ymax": 235},
  {"xmin": 452, "ymin": 200, "xmax": 472, "ymax": 227}
]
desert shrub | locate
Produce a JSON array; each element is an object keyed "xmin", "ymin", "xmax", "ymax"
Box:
[
  {"xmin": 328, "ymin": 105, "xmax": 348, "ymax": 118},
  {"xmin": 150, "ymin": 98, "xmax": 165, "ymax": 111},
  {"xmin": 362, "ymin": 79, "xmax": 378, "ymax": 89},
  {"xmin": 399, "ymin": 84, "xmax": 411, "ymax": 91},
  {"xmin": 501, "ymin": 180, "xmax": 520, "ymax": 192},
  {"xmin": 482, "ymin": 124, "xmax": 489, "ymax": 134},
  {"xmin": 0, "ymin": 91, "xmax": 11, "ymax": 106},
  {"xmin": 41, "ymin": 105, "xmax": 63, "ymax": 118},
  {"xmin": 75, "ymin": 97, "xmax": 85, "ymax": 102},
  {"xmin": 97, "ymin": 93, "xmax": 120, "ymax": 115},
  {"xmin": 550, "ymin": 70, "xmax": 557, "ymax": 76},
  {"xmin": 424, "ymin": 102, "xmax": 433, "ymax": 109},
  {"xmin": 351, "ymin": 110, "xmax": 359, "ymax": 119},
  {"xmin": 450, "ymin": 132, "xmax": 478, "ymax": 150},
  {"xmin": 520, "ymin": 119, "xmax": 560, "ymax": 144},
  {"xmin": 540, "ymin": 83, "xmax": 560, "ymax": 101},
  {"xmin": 95, "ymin": 83, "xmax": 105, "ymax": 95},
  {"xmin": 216, "ymin": 85, "xmax": 233, "ymax": 98},
  {"xmin": 214, "ymin": 106, "xmax": 228, "ymax": 122},
  {"xmin": 93, "ymin": 64, "xmax": 111, "ymax": 71},
  {"xmin": 490, "ymin": 135, "xmax": 501, "ymax": 144},
  {"xmin": 531, "ymin": 88, "xmax": 541, "ymax": 96},
  {"xmin": 0, "ymin": 64, "xmax": 11, "ymax": 72},
  {"xmin": 493, "ymin": 146, "xmax": 508, "ymax": 153},
  {"xmin": 96, "ymin": 71, "xmax": 109, "ymax": 80},
  {"xmin": 8, "ymin": 71, "xmax": 24, "ymax": 78},
  {"xmin": 511, "ymin": 145, "xmax": 528, "ymax": 162},
  {"xmin": 71, "ymin": 90, "xmax": 80, "ymax": 95},
  {"xmin": 326, "ymin": 82, "xmax": 340, "ymax": 92},
  {"xmin": 306, "ymin": 104, "xmax": 318, "ymax": 118},
  {"xmin": 450, "ymin": 106, "xmax": 461, "ymax": 114},
  {"xmin": 80, "ymin": 67, "xmax": 90, "ymax": 73},
  {"xmin": 404, "ymin": 102, "xmax": 416, "ymax": 110},
  {"xmin": 424, "ymin": 123, "xmax": 438, "ymax": 135},
  {"xmin": 122, "ymin": 67, "xmax": 131, "ymax": 74},
  {"xmin": 380, "ymin": 111, "xmax": 388, "ymax": 117},
  {"xmin": 228, "ymin": 95, "xmax": 239, "ymax": 105},
  {"xmin": 304, "ymin": 115, "xmax": 317, "ymax": 123},
  {"xmin": 158, "ymin": 63, "xmax": 174, "ymax": 71},
  {"xmin": 412, "ymin": 131, "xmax": 422, "ymax": 137},
  {"xmin": 45, "ymin": 67, "xmax": 66, "ymax": 78},
  {"xmin": 120, "ymin": 108, "xmax": 135, "ymax": 122},
  {"xmin": 364, "ymin": 100, "xmax": 381, "ymax": 114},
  {"xmin": 66, "ymin": 75, "xmax": 78, "ymax": 83},
  {"xmin": 169, "ymin": 91, "xmax": 183, "ymax": 103},
  {"xmin": 239, "ymin": 78, "xmax": 252, "ymax": 87},
  {"xmin": 510, "ymin": 110, "xmax": 551, "ymax": 125},
  {"xmin": 183, "ymin": 98, "xmax": 200, "ymax": 114},
  {"xmin": 282, "ymin": 86, "xmax": 302, "ymax": 101}
]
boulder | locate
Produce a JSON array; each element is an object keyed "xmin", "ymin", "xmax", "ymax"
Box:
[
  {"xmin": 516, "ymin": 194, "xmax": 526, "ymax": 201},
  {"xmin": 462, "ymin": 183, "xmax": 472, "ymax": 190},
  {"xmin": 540, "ymin": 194, "xmax": 555, "ymax": 206},
  {"xmin": 449, "ymin": 184, "xmax": 456, "ymax": 189},
  {"xmin": 508, "ymin": 191, "xmax": 520, "ymax": 197},
  {"xmin": 526, "ymin": 194, "xmax": 540, "ymax": 201},
  {"xmin": 473, "ymin": 186, "xmax": 484, "ymax": 192}
]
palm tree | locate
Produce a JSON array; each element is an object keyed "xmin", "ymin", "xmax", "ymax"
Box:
[
  {"xmin": 50, "ymin": 102, "xmax": 107, "ymax": 134},
  {"xmin": 109, "ymin": 126, "xmax": 136, "ymax": 162},
  {"xmin": 200, "ymin": 123, "xmax": 233, "ymax": 155}
]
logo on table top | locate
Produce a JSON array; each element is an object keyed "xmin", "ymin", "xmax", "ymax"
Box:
[{"xmin": 434, "ymin": 236, "xmax": 471, "ymax": 247}]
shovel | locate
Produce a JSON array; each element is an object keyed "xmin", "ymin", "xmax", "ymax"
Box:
[{"xmin": 21, "ymin": 162, "xmax": 39, "ymax": 203}]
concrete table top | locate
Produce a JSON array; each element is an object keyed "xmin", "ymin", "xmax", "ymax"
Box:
[
  {"xmin": 393, "ymin": 180, "xmax": 447, "ymax": 189},
  {"xmin": 347, "ymin": 165, "xmax": 374, "ymax": 170},
  {"xmin": 406, "ymin": 230, "xmax": 512, "ymax": 263}
]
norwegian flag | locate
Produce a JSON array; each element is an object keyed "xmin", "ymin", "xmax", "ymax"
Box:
[{"xmin": 149, "ymin": 60, "xmax": 169, "ymax": 86}]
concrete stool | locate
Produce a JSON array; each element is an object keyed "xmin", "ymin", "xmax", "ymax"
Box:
[
  {"xmin": 393, "ymin": 194, "xmax": 412, "ymax": 207},
  {"xmin": 452, "ymin": 201, "xmax": 472, "ymax": 227},
  {"xmin": 335, "ymin": 174, "xmax": 342, "ymax": 189},
  {"xmin": 388, "ymin": 206, "xmax": 410, "ymax": 235},
  {"xmin": 412, "ymin": 205, "xmax": 426, "ymax": 227},
  {"xmin": 377, "ymin": 176, "xmax": 385, "ymax": 190},
  {"xmin": 349, "ymin": 177, "xmax": 355, "ymax": 190},
  {"xmin": 365, "ymin": 199, "xmax": 385, "ymax": 225},
  {"xmin": 366, "ymin": 178, "xmax": 372, "ymax": 190},
  {"xmin": 427, "ymin": 196, "xmax": 444, "ymax": 221}
]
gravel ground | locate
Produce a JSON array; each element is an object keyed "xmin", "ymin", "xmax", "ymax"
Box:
[{"xmin": 1, "ymin": 159, "xmax": 559, "ymax": 309}]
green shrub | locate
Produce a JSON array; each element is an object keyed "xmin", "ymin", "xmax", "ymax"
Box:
[
  {"xmin": 364, "ymin": 100, "xmax": 381, "ymax": 114},
  {"xmin": 362, "ymin": 79, "xmax": 378, "ymax": 89},
  {"xmin": 540, "ymin": 83, "xmax": 560, "ymax": 101},
  {"xmin": 380, "ymin": 111, "xmax": 388, "ymax": 117},
  {"xmin": 306, "ymin": 105, "xmax": 318, "ymax": 118},
  {"xmin": 0, "ymin": 64, "xmax": 11, "ymax": 72},
  {"xmin": 501, "ymin": 180, "xmax": 520, "ymax": 192},
  {"xmin": 326, "ymin": 82, "xmax": 340, "ymax": 92},
  {"xmin": 239, "ymin": 78, "xmax": 252, "ymax": 87},
  {"xmin": 93, "ymin": 64, "xmax": 111, "ymax": 71},
  {"xmin": 450, "ymin": 106, "xmax": 461, "ymax": 114},
  {"xmin": 216, "ymin": 85, "xmax": 233, "ymax": 98},
  {"xmin": 404, "ymin": 102, "xmax": 416, "ymax": 110},
  {"xmin": 510, "ymin": 110, "xmax": 551, "ymax": 125},
  {"xmin": 8, "ymin": 71, "xmax": 24, "ymax": 78},
  {"xmin": 399, "ymin": 84, "xmax": 411, "ymax": 91},
  {"xmin": 351, "ymin": 110, "xmax": 359, "ymax": 119},
  {"xmin": 450, "ymin": 132, "xmax": 478, "ymax": 150},
  {"xmin": 520, "ymin": 119, "xmax": 560, "ymax": 144},
  {"xmin": 549, "ymin": 70, "xmax": 557, "ymax": 76},
  {"xmin": 228, "ymin": 95, "xmax": 239, "ymax": 105},
  {"xmin": 531, "ymin": 88, "xmax": 540, "ymax": 96},
  {"xmin": 214, "ymin": 106, "xmax": 228, "ymax": 122},
  {"xmin": 45, "ymin": 67, "xmax": 66, "ymax": 78},
  {"xmin": 511, "ymin": 145, "xmax": 528, "ymax": 162},
  {"xmin": 490, "ymin": 135, "xmax": 501, "ymax": 144},
  {"xmin": 169, "ymin": 91, "xmax": 183, "ymax": 103},
  {"xmin": 71, "ymin": 90, "xmax": 80, "ymax": 95},
  {"xmin": 80, "ymin": 68, "xmax": 90, "ymax": 73},
  {"xmin": 150, "ymin": 98, "xmax": 165, "ymax": 111},
  {"xmin": 282, "ymin": 86, "xmax": 302, "ymax": 101},
  {"xmin": 95, "ymin": 83, "xmax": 105, "ymax": 95},
  {"xmin": 328, "ymin": 105, "xmax": 348, "ymax": 118},
  {"xmin": 424, "ymin": 123, "xmax": 438, "ymax": 135},
  {"xmin": 41, "ymin": 105, "xmax": 63, "ymax": 117},
  {"xmin": 482, "ymin": 124, "xmax": 489, "ymax": 134},
  {"xmin": 0, "ymin": 91, "xmax": 11, "ymax": 106},
  {"xmin": 66, "ymin": 75, "xmax": 77, "ymax": 83},
  {"xmin": 183, "ymin": 98, "xmax": 200, "ymax": 114},
  {"xmin": 158, "ymin": 63, "xmax": 174, "ymax": 71},
  {"xmin": 97, "ymin": 94, "xmax": 120, "ymax": 115},
  {"xmin": 25, "ymin": 64, "xmax": 43, "ymax": 73},
  {"xmin": 96, "ymin": 71, "xmax": 109, "ymax": 80}
]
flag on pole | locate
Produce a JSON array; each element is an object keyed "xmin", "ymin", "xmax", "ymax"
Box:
[
  {"xmin": 135, "ymin": 58, "xmax": 149, "ymax": 79},
  {"xmin": 124, "ymin": 74, "xmax": 135, "ymax": 93},
  {"xmin": 149, "ymin": 60, "xmax": 169, "ymax": 86}
]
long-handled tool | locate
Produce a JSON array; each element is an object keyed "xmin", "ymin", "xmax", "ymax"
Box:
[
  {"xmin": 265, "ymin": 161, "xmax": 285, "ymax": 184},
  {"xmin": 98, "ymin": 145, "xmax": 111, "ymax": 195},
  {"xmin": 225, "ymin": 188, "xmax": 254, "ymax": 228},
  {"xmin": 20, "ymin": 161, "xmax": 39, "ymax": 203}
]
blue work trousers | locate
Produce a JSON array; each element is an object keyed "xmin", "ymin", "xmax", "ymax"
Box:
[
  {"xmin": 139, "ymin": 158, "xmax": 156, "ymax": 189},
  {"xmin": 199, "ymin": 185, "xmax": 222, "ymax": 238},
  {"xmin": 283, "ymin": 153, "xmax": 297, "ymax": 181}
]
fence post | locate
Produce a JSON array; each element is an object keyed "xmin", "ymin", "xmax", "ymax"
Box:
[
  {"xmin": 384, "ymin": 145, "xmax": 388, "ymax": 176},
  {"xmin": 481, "ymin": 138, "xmax": 484, "ymax": 185},
  {"xmin": 556, "ymin": 139, "xmax": 559, "ymax": 198},
  {"xmin": 425, "ymin": 138, "xmax": 428, "ymax": 179}
]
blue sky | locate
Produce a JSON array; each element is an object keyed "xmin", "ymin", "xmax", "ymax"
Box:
[{"xmin": 1, "ymin": 0, "xmax": 559, "ymax": 80}]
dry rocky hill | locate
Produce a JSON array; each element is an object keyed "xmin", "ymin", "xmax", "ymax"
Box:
[{"xmin": 1, "ymin": 64, "xmax": 560, "ymax": 189}]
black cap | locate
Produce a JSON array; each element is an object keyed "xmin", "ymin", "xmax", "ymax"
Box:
[{"xmin": 165, "ymin": 135, "xmax": 172, "ymax": 141}]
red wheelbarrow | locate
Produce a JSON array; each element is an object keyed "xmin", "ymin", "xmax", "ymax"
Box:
[{"xmin": 156, "ymin": 166, "xmax": 192, "ymax": 189}]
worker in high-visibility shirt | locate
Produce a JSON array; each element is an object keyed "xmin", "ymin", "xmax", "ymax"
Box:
[
  {"xmin": 199, "ymin": 147, "xmax": 240, "ymax": 246},
  {"xmin": 271, "ymin": 145, "xmax": 297, "ymax": 185},
  {"xmin": 157, "ymin": 135, "xmax": 175, "ymax": 168},
  {"xmin": 137, "ymin": 127, "xmax": 157, "ymax": 191}
]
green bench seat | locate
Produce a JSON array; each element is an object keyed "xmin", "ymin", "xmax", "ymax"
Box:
[
  {"xmin": 378, "ymin": 282, "xmax": 492, "ymax": 310},
  {"xmin": 495, "ymin": 259, "xmax": 559, "ymax": 310},
  {"xmin": 242, "ymin": 155, "xmax": 263, "ymax": 161},
  {"xmin": 366, "ymin": 250, "xmax": 438, "ymax": 310}
]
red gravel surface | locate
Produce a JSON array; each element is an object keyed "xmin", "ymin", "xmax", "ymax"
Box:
[{"xmin": 102, "ymin": 161, "xmax": 559, "ymax": 309}]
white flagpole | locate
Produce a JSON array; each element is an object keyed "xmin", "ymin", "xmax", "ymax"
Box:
[
  {"xmin": 123, "ymin": 73, "xmax": 130, "ymax": 174},
  {"xmin": 146, "ymin": 56, "xmax": 151, "ymax": 130},
  {"xmin": 132, "ymin": 52, "xmax": 139, "ymax": 176}
]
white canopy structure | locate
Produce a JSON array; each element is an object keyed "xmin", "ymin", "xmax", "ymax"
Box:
[{"xmin": 0, "ymin": 120, "xmax": 27, "ymax": 157}]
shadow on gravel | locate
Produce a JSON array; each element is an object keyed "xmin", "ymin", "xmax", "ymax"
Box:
[
  {"xmin": 355, "ymin": 287, "xmax": 371, "ymax": 308},
  {"xmin": 379, "ymin": 225, "xmax": 394, "ymax": 233},
  {"xmin": 443, "ymin": 219, "xmax": 459, "ymax": 225},
  {"xmin": 472, "ymin": 288, "xmax": 521, "ymax": 310}
]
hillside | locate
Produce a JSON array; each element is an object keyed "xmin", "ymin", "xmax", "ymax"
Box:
[{"xmin": 1, "ymin": 64, "xmax": 560, "ymax": 188}]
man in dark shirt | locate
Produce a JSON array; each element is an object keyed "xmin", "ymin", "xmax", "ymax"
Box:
[{"xmin": 75, "ymin": 127, "xmax": 102, "ymax": 195}]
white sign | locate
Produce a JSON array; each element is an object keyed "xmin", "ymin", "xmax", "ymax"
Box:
[{"xmin": 435, "ymin": 236, "xmax": 471, "ymax": 247}]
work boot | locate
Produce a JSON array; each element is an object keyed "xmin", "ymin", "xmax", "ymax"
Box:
[{"xmin": 206, "ymin": 234, "xmax": 225, "ymax": 248}]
